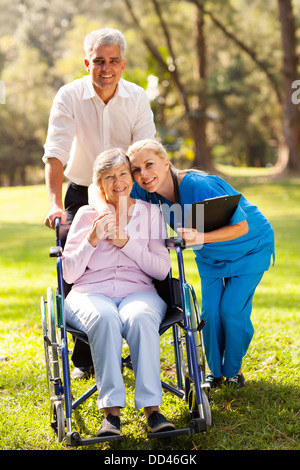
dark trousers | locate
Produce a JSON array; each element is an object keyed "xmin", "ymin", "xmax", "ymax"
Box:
[
  {"xmin": 64, "ymin": 181, "xmax": 89, "ymax": 224},
  {"xmin": 64, "ymin": 182, "xmax": 93, "ymax": 369}
]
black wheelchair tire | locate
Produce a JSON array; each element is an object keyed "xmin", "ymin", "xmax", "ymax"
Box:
[{"xmin": 53, "ymin": 400, "xmax": 65, "ymax": 443}]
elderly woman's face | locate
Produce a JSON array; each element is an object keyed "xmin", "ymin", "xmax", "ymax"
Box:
[{"xmin": 100, "ymin": 163, "xmax": 133, "ymax": 205}]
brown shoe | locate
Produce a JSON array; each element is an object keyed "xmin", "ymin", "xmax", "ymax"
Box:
[{"xmin": 97, "ymin": 414, "xmax": 121, "ymax": 437}]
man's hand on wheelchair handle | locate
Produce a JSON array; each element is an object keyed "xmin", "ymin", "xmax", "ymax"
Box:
[{"xmin": 44, "ymin": 206, "xmax": 67, "ymax": 229}]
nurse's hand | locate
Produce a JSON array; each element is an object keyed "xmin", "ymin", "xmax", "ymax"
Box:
[
  {"xmin": 177, "ymin": 228, "xmax": 204, "ymax": 245},
  {"xmin": 178, "ymin": 220, "xmax": 249, "ymax": 245}
]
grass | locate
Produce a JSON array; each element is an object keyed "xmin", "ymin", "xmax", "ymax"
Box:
[{"xmin": 0, "ymin": 176, "xmax": 300, "ymax": 451}]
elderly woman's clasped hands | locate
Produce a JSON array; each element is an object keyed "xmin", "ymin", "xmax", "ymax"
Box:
[{"xmin": 87, "ymin": 210, "xmax": 129, "ymax": 248}]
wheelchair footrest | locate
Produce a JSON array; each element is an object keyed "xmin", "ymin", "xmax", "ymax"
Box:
[
  {"xmin": 147, "ymin": 418, "xmax": 207, "ymax": 439},
  {"xmin": 66, "ymin": 431, "xmax": 125, "ymax": 447}
]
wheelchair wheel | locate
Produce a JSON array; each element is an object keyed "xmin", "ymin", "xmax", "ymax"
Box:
[
  {"xmin": 41, "ymin": 288, "xmax": 66, "ymax": 441},
  {"xmin": 41, "ymin": 288, "xmax": 60, "ymax": 395},
  {"xmin": 173, "ymin": 324, "xmax": 187, "ymax": 390},
  {"xmin": 187, "ymin": 383, "xmax": 212, "ymax": 427},
  {"xmin": 41, "ymin": 294, "xmax": 55, "ymax": 401},
  {"xmin": 47, "ymin": 287, "xmax": 60, "ymax": 379},
  {"xmin": 52, "ymin": 400, "xmax": 65, "ymax": 443}
]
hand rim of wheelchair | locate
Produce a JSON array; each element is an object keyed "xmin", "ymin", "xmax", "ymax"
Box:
[{"xmin": 41, "ymin": 288, "xmax": 66, "ymax": 442}]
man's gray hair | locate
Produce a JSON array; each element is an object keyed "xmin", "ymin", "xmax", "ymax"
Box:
[{"xmin": 84, "ymin": 28, "xmax": 127, "ymax": 60}]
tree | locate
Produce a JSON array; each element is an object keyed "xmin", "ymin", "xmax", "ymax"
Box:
[
  {"xmin": 123, "ymin": 0, "xmax": 212, "ymax": 170},
  {"xmin": 123, "ymin": 0, "xmax": 300, "ymax": 171},
  {"xmin": 0, "ymin": 37, "xmax": 51, "ymax": 185},
  {"xmin": 277, "ymin": 0, "xmax": 300, "ymax": 171},
  {"xmin": 191, "ymin": 0, "xmax": 300, "ymax": 171},
  {"xmin": 1, "ymin": 0, "xmax": 299, "ymax": 184}
]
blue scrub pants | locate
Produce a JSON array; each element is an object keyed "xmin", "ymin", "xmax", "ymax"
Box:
[{"xmin": 200, "ymin": 272, "xmax": 264, "ymax": 378}]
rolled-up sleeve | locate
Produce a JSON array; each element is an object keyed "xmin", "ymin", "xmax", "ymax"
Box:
[
  {"xmin": 229, "ymin": 204, "xmax": 247, "ymax": 225},
  {"xmin": 43, "ymin": 87, "xmax": 76, "ymax": 166}
]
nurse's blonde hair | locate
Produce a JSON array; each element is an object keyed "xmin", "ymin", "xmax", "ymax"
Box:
[
  {"xmin": 127, "ymin": 139, "xmax": 168, "ymax": 160},
  {"xmin": 127, "ymin": 139, "xmax": 206, "ymax": 175},
  {"xmin": 127, "ymin": 139, "xmax": 178, "ymax": 174}
]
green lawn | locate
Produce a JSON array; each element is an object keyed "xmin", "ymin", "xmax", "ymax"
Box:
[{"xmin": 0, "ymin": 177, "xmax": 299, "ymax": 451}]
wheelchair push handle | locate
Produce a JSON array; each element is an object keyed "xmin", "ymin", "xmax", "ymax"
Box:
[
  {"xmin": 50, "ymin": 217, "xmax": 71, "ymax": 256},
  {"xmin": 55, "ymin": 217, "xmax": 62, "ymax": 247},
  {"xmin": 166, "ymin": 237, "xmax": 186, "ymax": 249},
  {"xmin": 55, "ymin": 217, "xmax": 61, "ymax": 227},
  {"xmin": 48, "ymin": 217, "xmax": 63, "ymax": 257}
]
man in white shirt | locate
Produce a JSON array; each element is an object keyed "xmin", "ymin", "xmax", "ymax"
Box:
[
  {"xmin": 43, "ymin": 28, "xmax": 156, "ymax": 229},
  {"xmin": 42, "ymin": 28, "xmax": 156, "ymax": 378}
]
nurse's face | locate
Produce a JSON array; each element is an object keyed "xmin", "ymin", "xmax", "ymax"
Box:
[{"xmin": 129, "ymin": 150, "xmax": 169, "ymax": 193}]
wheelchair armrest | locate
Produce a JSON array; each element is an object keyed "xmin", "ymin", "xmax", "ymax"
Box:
[
  {"xmin": 165, "ymin": 237, "xmax": 186, "ymax": 249},
  {"xmin": 49, "ymin": 246, "xmax": 63, "ymax": 257}
]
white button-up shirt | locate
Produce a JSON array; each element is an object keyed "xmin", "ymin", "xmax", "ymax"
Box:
[{"xmin": 43, "ymin": 75, "xmax": 156, "ymax": 186}]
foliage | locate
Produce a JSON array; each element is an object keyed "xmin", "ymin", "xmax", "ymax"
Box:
[
  {"xmin": 0, "ymin": 36, "xmax": 53, "ymax": 185},
  {"xmin": 0, "ymin": 0, "xmax": 299, "ymax": 184},
  {"xmin": 0, "ymin": 177, "xmax": 299, "ymax": 450}
]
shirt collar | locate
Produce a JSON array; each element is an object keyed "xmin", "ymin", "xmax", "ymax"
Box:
[
  {"xmin": 117, "ymin": 79, "xmax": 131, "ymax": 98},
  {"xmin": 82, "ymin": 75, "xmax": 97, "ymax": 100},
  {"xmin": 82, "ymin": 75, "xmax": 130, "ymax": 101}
]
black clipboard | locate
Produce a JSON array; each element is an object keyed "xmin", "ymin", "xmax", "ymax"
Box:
[{"xmin": 189, "ymin": 194, "xmax": 241, "ymax": 232}]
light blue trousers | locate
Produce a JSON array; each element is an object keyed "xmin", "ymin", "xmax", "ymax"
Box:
[
  {"xmin": 200, "ymin": 272, "xmax": 264, "ymax": 378},
  {"xmin": 65, "ymin": 290, "xmax": 167, "ymax": 410}
]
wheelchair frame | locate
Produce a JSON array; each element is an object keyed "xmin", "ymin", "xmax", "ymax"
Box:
[{"xmin": 41, "ymin": 218, "xmax": 211, "ymax": 447}]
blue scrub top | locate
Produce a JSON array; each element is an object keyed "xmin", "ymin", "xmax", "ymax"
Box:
[{"xmin": 130, "ymin": 172, "xmax": 275, "ymax": 279}]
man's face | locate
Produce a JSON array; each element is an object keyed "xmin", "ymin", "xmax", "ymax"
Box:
[{"xmin": 84, "ymin": 44, "xmax": 126, "ymax": 103}]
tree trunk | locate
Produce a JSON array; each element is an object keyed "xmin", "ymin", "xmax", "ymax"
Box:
[
  {"xmin": 189, "ymin": 115, "xmax": 212, "ymax": 170},
  {"xmin": 277, "ymin": 0, "xmax": 300, "ymax": 171},
  {"xmin": 190, "ymin": 4, "xmax": 212, "ymax": 170},
  {"xmin": 124, "ymin": 0, "xmax": 212, "ymax": 170}
]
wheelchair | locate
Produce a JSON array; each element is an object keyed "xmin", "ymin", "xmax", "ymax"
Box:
[{"xmin": 40, "ymin": 218, "xmax": 212, "ymax": 447}]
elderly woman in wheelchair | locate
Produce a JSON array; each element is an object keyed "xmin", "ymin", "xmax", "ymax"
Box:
[{"xmin": 62, "ymin": 148, "xmax": 175, "ymax": 437}]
